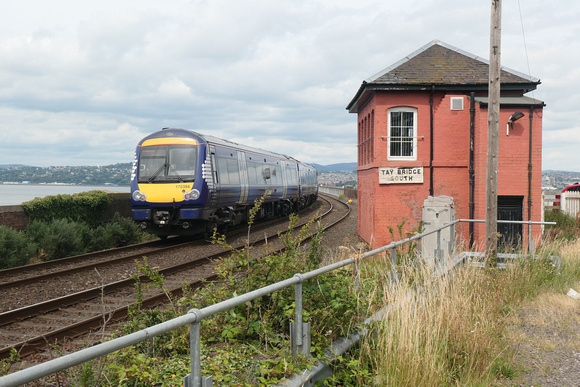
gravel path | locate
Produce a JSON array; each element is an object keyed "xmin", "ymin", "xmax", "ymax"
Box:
[{"xmin": 499, "ymin": 290, "xmax": 580, "ymax": 386}]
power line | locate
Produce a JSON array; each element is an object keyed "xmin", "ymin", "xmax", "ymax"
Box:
[{"xmin": 517, "ymin": 0, "xmax": 535, "ymax": 98}]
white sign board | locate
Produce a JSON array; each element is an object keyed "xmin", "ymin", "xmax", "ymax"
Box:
[{"xmin": 379, "ymin": 167, "xmax": 424, "ymax": 184}]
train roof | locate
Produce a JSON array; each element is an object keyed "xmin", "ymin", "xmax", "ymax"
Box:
[
  {"xmin": 143, "ymin": 128, "xmax": 316, "ymax": 169},
  {"xmin": 562, "ymin": 183, "xmax": 580, "ymax": 192}
]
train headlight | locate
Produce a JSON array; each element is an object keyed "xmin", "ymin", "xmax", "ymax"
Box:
[
  {"xmin": 184, "ymin": 188, "xmax": 200, "ymax": 201},
  {"xmin": 132, "ymin": 190, "xmax": 147, "ymax": 201}
]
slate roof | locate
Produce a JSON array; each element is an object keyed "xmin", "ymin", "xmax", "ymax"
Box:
[{"xmin": 347, "ymin": 40, "xmax": 541, "ymax": 113}]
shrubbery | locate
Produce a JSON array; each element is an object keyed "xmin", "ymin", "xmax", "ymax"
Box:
[
  {"xmin": 0, "ymin": 215, "xmax": 146, "ymax": 268},
  {"xmin": 0, "ymin": 191, "xmax": 148, "ymax": 268},
  {"xmin": 544, "ymin": 209, "xmax": 579, "ymax": 240},
  {"xmin": 0, "ymin": 226, "xmax": 37, "ymax": 269},
  {"xmin": 22, "ymin": 190, "xmax": 112, "ymax": 226},
  {"xmin": 69, "ymin": 207, "xmax": 364, "ymax": 386}
]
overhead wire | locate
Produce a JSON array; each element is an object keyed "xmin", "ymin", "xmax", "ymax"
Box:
[{"xmin": 517, "ymin": 0, "xmax": 536, "ymax": 99}]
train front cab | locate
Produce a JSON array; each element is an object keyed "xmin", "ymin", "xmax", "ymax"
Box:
[{"xmin": 131, "ymin": 130, "xmax": 211, "ymax": 237}]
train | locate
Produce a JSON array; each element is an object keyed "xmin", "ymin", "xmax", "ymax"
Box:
[{"xmin": 131, "ymin": 128, "xmax": 318, "ymax": 237}]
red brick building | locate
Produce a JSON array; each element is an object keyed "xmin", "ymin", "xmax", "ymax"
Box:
[{"xmin": 346, "ymin": 40, "xmax": 544, "ymax": 249}]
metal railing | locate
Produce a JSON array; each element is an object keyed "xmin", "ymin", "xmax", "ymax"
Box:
[
  {"xmin": 318, "ymin": 186, "xmax": 344, "ymax": 198},
  {"xmin": 0, "ymin": 217, "xmax": 555, "ymax": 387}
]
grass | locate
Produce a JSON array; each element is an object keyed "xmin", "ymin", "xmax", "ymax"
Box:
[
  {"xmin": 327, "ymin": 235, "xmax": 580, "ymax": 386},
  {"xmin": 3, "ymin": 211, "xmax": 578, "ymax": 386}
]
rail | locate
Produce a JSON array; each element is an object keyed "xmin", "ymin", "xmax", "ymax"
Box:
[{"xmin": 0, "ymin": 217, "xmax": 555, "ymax": 387}]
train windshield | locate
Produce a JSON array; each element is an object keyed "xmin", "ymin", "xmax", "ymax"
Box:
[{"xmin": 138, "ymin": 145, "xmax": 197, "ymax": 183}]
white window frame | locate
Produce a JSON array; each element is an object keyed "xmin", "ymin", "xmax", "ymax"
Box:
[
  {"xmin": 387, "ymin": 107, "xmax": 417, "ymax": 161},
  {"xmin": 450, "ymin": 96, "xmax": 464, "ymax": 111}
]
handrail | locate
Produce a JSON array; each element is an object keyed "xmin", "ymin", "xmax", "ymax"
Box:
[{"xmin": 0, "ymin": 217, "xmax": 556, "ymax": 387}]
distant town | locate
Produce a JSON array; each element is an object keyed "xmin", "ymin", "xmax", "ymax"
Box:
[
  {"xmin": 0, "ymin": 164, "xmax": 577, "ymax": 191},
  {"xmin": 0, "ymin": 164, "xmax": 131, "ymax": 186},
  {"xmin": 542, "ymin": 170, "xmax": 580, "ymax": 191},
  {"xmin": 0, "ymin": 163, "xmax": 358, "ymax": 188}
]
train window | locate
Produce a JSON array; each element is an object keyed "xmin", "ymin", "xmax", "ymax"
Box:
[
  {"xmin": 263, "ymin": 167, "xmax": 271, "ymax": 180},
  {"xmin": 270, "ymin": 166, "xmax": 279, "ymax": 184},
  {"xmin": 168, "ymin": 148, "xmax": 196, "ymax": 179},
  {"xmin": 138, "ymin": 145, "xmax": 196, "ymax": 182},
  {"xmin": 247, "ymin": 163, "xmax": 259, "ymax": 184},
  {"xmin": 227, "ymin": 158, "xmax": 240, "ymax": 184},
  {"xmin": 217, "ymin": 157, "xmax": 229, "ymax": 184},
  {"xmin": 286, "ymin": 166, "xmax": 298, "ymax": 185},
  {"xmin": 216, "ymin": 156, "xmax": 240, "ymax": 185}
]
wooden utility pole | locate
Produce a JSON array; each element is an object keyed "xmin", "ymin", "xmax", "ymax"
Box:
[{"xmin": 485, "ymin": 0, "xmax": 502, "ymax": 264}]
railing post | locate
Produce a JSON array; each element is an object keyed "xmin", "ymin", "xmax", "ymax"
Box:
[
  {"xmin": 353, "ymin": 256, "xmax": 360, "ymax": 290},
  {"xmin": 450, "ymin": 222, "xmax": 455, "ymax": 255},
  {"xmin": 436, "ymin": 229, "xmax": 442, "ymax": 263},
  {"xmin": 528, "ymin": 221, "xmax": 534, "ymax": 255},
  {"xmin": 291, "ymin": 274, "xmax": 310, "ymax": 357},
  {"xmin": 390, "ymin": 247, "xmax": 398, "ymax": 282},
  {"xmin": 183, "ymin": 309, "xmax": 212, "ymax": 387}
]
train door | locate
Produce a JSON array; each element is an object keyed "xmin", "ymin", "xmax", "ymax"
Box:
[
  {"xmin": 237, "ymin": 151, "xmax": 249, "ymax": 204},
  {"xmin": 207, "ymin": 145, "xmax": 218, "ymax": 206},
  {"xmin": 280, "ymin": 161, "xmax": 288, "ymax": 199},
  {"xmin": 497, "ymin": 196, "xmax": 523, "ymax": 250}
]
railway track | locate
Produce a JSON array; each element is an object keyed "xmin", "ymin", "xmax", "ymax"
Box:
[
  {"xmin": 0, "ymin": 198, "xmax": 328, "ymax": 313},
  {"xmin": 0, "ymin": 195, "xmax": 349, "ymax": 360}
]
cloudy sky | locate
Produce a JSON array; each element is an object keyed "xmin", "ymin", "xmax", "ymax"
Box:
[{"xmin": 0, "ymin": 0, "xmax": 578, "ymax": 171}]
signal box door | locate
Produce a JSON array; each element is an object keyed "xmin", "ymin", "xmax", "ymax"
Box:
[{"xmin": 497, "ymin": 196, "xmax": 523, "ymax": 249}]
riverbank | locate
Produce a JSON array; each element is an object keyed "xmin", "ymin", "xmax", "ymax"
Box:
[{"xmin": 0, "ymin": 184, "xmax": 129, "ymax": 206}]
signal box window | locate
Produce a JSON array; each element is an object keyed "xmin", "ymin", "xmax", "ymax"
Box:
[{"xmin": 387, "ymin": 107, "xmax": 417, "ymax": 160}]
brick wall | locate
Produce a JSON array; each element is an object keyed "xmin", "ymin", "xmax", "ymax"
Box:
[
  {"xmin": 0, "ymin": 205, "xmax": 30, "ymax": 231},
  {"xmin": 356, "ymin": 91, "xmax": 543, "ymax": 250},
  {"xmin": 102, "ymin": 192, "xmax": 132, "ymax": 220}
]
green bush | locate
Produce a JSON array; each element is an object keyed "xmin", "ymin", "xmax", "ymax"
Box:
[
  {"xmin": 27, "ymin": 219, "xmax": 91, "ymax": 260},
  {"xmin": 25, "ymin": 214, "xmax": 147, "ymax": 261},
  {"xmin": 100, "ymin": 214, "xmax": 143, "ymax": 247},
  {"xmin": 0, "ymin": 226, "xmax": 37, "ymax": 269},
  {"xmin": 544, "ymin": 209, "xmax": 579, "ymax": 240},
  {"xmin": 22, "ymin": 190, "xmax": 112, "ymax": 226}
]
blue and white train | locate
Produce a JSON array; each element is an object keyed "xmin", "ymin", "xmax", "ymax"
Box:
[{"xmin": 131, "ymin": 128, "xmax": 318, "ymax": 237}]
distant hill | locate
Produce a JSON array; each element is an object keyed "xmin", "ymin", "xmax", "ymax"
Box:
[
  {"xmin": 0, "ymin": 163, "xmax": 131, "ymax": 185},
  {"xmin": 0, "ymin": 164, "xmax": 35, "ymax": 169},
  {"xmin": 314, "ymin": 162, "xmax": 357, "ymax": 172}
]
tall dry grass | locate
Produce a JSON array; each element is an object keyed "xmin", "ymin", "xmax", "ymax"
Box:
[{"xmin": 339, "ymin": 237, "xmax": 580, "ymax": 386}]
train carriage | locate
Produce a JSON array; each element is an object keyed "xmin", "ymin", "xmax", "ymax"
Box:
[{"xmin": 131, "ymin": 128, "xmax": 318, "ymax": 237}]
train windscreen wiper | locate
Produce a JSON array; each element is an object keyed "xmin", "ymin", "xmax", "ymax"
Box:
[
  {"xmin": 168, "ymin": 164, "xmax": 185, "ymax": 182},
  {"xmin": 147, "ymin": 162, "xmax": 169, "ymax": 183}
]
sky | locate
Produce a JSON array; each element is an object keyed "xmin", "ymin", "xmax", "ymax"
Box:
[{"xmin": 0, "ymin": 0, "xmax": 578, "ymax": 171}]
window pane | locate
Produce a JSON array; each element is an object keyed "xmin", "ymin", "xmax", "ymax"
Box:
[
  {"xmin": 168, "ymin": 147, "xmax": 196, "ymax": 178},
  {"xmin": 390, "ymin": 110, "xmax": 415, "ymax": 158},
  {"xmin": 227, "ymin": 159, "xmax": 240, "ymax": 184},
  {"xmin": 217, "ymin": 157, "xmax": 229, "ymax": 184},
  {"xmin": 139, "ymin": 149, "xmax": 165, "ymax": 181},
  {"xmin": 402, "ymin": 112, "xmax": 413, "ymax": 126}
]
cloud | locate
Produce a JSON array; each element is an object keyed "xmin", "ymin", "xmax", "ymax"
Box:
[{"xmin": 0, "ymin": 0, "xmax": 578, "ymax": 172}]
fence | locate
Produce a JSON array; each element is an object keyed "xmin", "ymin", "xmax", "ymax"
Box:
[
  {"xmin": 561, "ymin": 191, "xmax": 580, "ymax": 218},
  {"xmin": 543, "ymin": 190, "xmax": 580, "ymax": 218},
  {"xmin": 318, "ymin": 186, "xmax": 357, "ymax": 199},
  {"xmin": 0, "ymin": 217, "xmax": 554, "ymax": 387}
]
